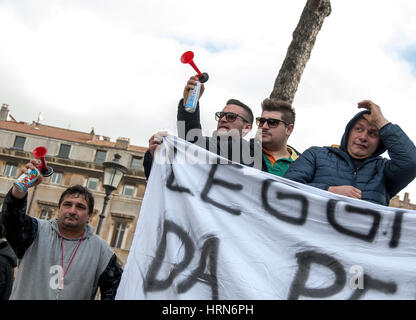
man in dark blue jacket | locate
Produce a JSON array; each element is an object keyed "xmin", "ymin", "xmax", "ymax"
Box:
[{"xmin": 284, "ymin": 100, "xmax": 416, "ymax": 206}]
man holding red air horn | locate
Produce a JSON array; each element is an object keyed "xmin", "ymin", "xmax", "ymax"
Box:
[
  {"xmin": 143, "ymin": 51, "xmax": 301, "ymax": 179},
  {"xmin": 144, "ymin": 76, "xmax": 300, "ymax": 179},
  {"xmin": 144, "ymin": 75, "xmax": 257, "ymax": 179},
  {"xmin": 0, "ymin": 156, "xmax": 123, "ymax": 300}
]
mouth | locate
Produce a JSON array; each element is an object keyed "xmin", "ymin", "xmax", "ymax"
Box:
[
  {"xmin": 217, "ymin": 126, "xmax": 230, "ymax": 131},
  {"xmin": 355, "ymin": 143, "xmax": 368, "ymax": 149},
  {"xmin": 261, "ymin": 131, "xmax": 271, "ymax": 136}
]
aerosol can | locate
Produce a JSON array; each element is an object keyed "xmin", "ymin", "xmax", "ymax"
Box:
[{"xmin": 14, "ymin": 146, "xmax": 54, "ymax": 192}]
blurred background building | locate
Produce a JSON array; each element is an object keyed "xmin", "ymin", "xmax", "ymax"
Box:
[{"xmin": 389, "ymin": 192, "xmax": 416, "ymax": 210}]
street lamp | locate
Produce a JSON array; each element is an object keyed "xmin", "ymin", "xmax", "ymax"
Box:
[{"xmin": 96, "ymin": 153, "xmax": 127, "ymax": 235}]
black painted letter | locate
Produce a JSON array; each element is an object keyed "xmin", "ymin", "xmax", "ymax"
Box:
[
  {"xmin": 327, "ymin": 200, "xmax": 381, "ymax": 242},
  {"xmin": 166, "ymin": 164, "xmax": 193, "ymax": 195},
  {"xmin": 177, "ymin": 236, "xmax": 220, "ymax": 300},
  {"xmin": 262, "ymin": 179, "xmax": 308, "ymax": 225},
  {"xmin": 348, "ymin": 274, "xmax": 397, "ymax": 300},
  {"xmin": 201, "ymin": 165, "xmax": 243, "ymax": 215},
  {"xmin": 288, "ymin": 250, "xmax": 346, "ymax": 300},
  {"xmin": 389, "ymin": 211, "xmax": 407, "ymax": 248},
  {"xmin": 143, "ymin": 220, "xmax": 195, "ymax": 292}
]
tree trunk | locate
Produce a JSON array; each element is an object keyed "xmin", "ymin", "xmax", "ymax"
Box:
[{"xmin": 270, "ymin": 0, "xmax": 332, "ymax": 104}]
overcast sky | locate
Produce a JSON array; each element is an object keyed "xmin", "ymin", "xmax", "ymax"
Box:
[{"xmin": 1, "ymin": 0, "xmax": 416, "ymax": 200}]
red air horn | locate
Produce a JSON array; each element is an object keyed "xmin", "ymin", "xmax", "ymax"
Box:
[
  {"xmin": 33, "ymin": 146, "xmax": 54, "ymax": 177},
  {"xmin": 180, "ymin": 51, "xmax": 209, "ymax": 83},
  {"xmin": 13, "ymin": 146, "xmax": 54, "ymax": 193}
]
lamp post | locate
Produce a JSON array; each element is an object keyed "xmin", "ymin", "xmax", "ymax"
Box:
[{"xmin": 96, "ymin": 153, "xmax": 127, "ymax": 236}]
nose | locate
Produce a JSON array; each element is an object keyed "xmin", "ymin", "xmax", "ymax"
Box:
[
  {"xmin": 357, "ymin": 131, "xmax": 369, "ymax": 141},
  {"xmin": 67, "ymin": 204, "xmax": 78, "ymax": 214},
  {"xmin": 261, "ymin": 121, "xmax": 269, "ymax": 129}
]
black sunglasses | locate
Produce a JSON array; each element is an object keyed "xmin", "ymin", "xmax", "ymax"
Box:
[
  {"xmin": 215, "ymin": 111, "xmax": 248, "ymax": 123},
  {"xmin": 256, "ymin": 117, "xmax": 288, "ymax": 128}
]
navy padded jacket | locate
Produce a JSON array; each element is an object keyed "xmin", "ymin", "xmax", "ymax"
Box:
[{"xmin": 284, "ymin": 112, "xmax": 416, "ymax": 206}]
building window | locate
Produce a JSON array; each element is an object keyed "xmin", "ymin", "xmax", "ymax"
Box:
[
  {"xmin": 111, "ymin": 222, "xmax": 126, "ymax": 248},
  {"xmin": 50, "ymin": 172, "xmax": 63, "ymax": 185},
  {"xmin": 123, "ymin": 184, "xmax": 135, "ymax": 197},
  {"xmin": 95, "ymin": 150, "xmax": 107, "ymax": 164},
  {"xmin": 13, "ymin": 136, "xmax": 26, "ymax": 150},
  {"xmin": 37, "ymin": 201, "xmax": 58, "ymax": 221},
  {"xmin": 39, "ymin": 209, "xmax": 53, "ymax": 220},
  {"xmin": 58, "ymin": 144, "xmax": 71, "ymax": 158},
  {"xmin": 4, "ymin": 164, "xmax": 17, "ymax": 177},
  {"xmin": 87, "ymin": 177, "xmax": 99, "ymax": 191},
  {"xmin": 130, "ymin": 156, "xmax": 142, "ymax": 170}
]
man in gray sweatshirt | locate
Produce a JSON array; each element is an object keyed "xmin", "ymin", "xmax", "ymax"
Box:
[{"xmin": 0, "ymin": 159, "xmax": 123, "ymax": 300}]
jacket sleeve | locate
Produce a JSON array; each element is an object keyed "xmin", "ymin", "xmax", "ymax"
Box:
[
  {"xmin": 0, "ymin": 257, "xmax": 6, "ymax": 294},
  {"xmin": 0, "ymin": 188, "xmax": 38, "ymax": 259},
  {"xmin": 177, "ymin": 98, "xmax": 203, "ymax": 144},
  {"xmin": 284, "ymin": 147, "xmax": 330, "ymax": 191},
  {"xmin": 380, "ymin": 123, "xmax": 416, "ymax": 197},
  {"xmin": 0, "ymin": 254, "xmax": 13, "ymax": 300},
  {"xmin": 143, "ymin": 149, "xmax": 153, "ymax": 180},
  {"xmin": 97, "ymin": 253, "xmax": 123, "ymax": 300}
]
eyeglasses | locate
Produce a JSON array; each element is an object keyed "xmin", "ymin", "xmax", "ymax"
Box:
[
  {"xmin": 256, "ymin": 117, "xmax": 288, "ymax": 128},
  {"xmin": 215, "ymin": 111, "xmax": 249, "ymax": 123}
]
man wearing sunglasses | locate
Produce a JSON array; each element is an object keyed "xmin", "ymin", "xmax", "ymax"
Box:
[
  {"xmin": 284, "ymin": 100, "xmax": 416, "ymax": 206},
  {"xmin": 177, "ymin": 76, "xmax": 253, "ymax": 140},
  {"xmin": 253, "ymin": 98, "xmax": 299, "ymax": 176},
  {"xmin": 144, "ymin": 76, "xmax": 255, "ymax": 179}
]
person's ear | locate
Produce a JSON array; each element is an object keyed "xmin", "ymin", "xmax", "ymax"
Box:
[
  {"xmin": 286, "ymin": 123, "xmax": 294, "ymax": 136},
  {"xmin": 242, "ymin": 123, "xmax": 252, "ymax": 137},
  {"xmin": 245, "ymin": 123, "xmax": 253, "ymax": 131}
]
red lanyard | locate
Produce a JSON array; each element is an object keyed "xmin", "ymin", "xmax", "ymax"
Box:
[{"xmin": 59, "ymin": 229, "xmax": 85, "ymax": 289}]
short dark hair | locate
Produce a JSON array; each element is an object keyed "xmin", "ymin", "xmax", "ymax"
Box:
[
  {"xmin": 226, "ymin": 99, "xmax": 254, "ymax": 124},
  {"xmin": 58, "ymin": 185, "xmax": 94, "ymax": 215},
  {"xmin": 261, "ymin": 98, "xmax": 296, "ymax": 124}
]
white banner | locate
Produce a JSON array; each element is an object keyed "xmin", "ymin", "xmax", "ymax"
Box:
[{"xmin": 116, "ymin": 135, "xmax": 416, "ymax": 300}]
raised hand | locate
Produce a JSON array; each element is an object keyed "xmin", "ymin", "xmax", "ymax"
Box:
[
  {"xmin": 148, "ymin": 131, "xmax": 169, "ymax": 158},
  {"xmin": 357, "ymin": 100, "xmax": 389, "ymax": 129},
  {"xmin": 183, "ymin": 75, "xmax": 205, "ymax": 105},
  {"xmin": 12, "ymin": 159, "xmax": 43, "ymax": 199}
]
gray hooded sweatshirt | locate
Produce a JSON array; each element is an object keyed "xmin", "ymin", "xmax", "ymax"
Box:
[{"xmin": 10, "ymin": 218, "xmax": 114, "ymax": 300}]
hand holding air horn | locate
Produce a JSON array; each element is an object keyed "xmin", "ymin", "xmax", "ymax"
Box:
[
  {"xmin": 181, "ymin": 51, "xmax": 209, "ymax": 113},
  {"xmin": 14, "ymin": 146, "xmax": 54, "ymax": 192}
]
